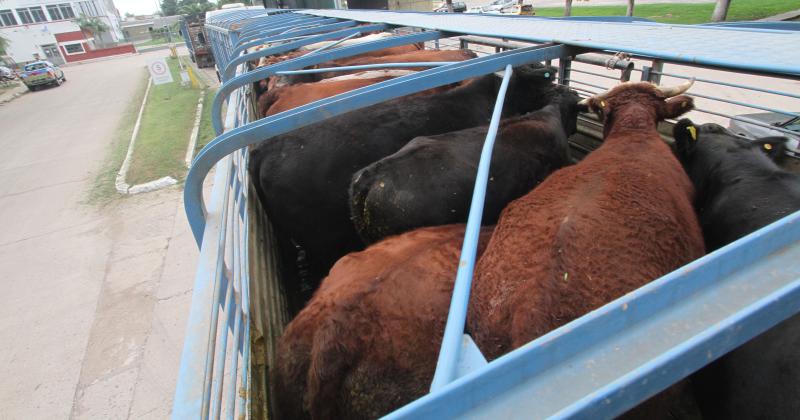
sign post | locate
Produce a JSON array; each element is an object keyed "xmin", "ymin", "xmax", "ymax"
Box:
[{"xmin": 147, "ymin": 58, "xmax": 174, "ymax": 85}]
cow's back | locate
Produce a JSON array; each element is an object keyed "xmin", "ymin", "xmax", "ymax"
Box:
[
  {"xmin": 702, "ymin": 172, "xmax": 800, "ymax": 250},
  {"xmin": 271, "ymin": 224, "xmax": 492, "ymax": 420},
  {"xmin": 251, "ymin": 75, "xmax": 501, "ymax": 286},
  {"xmin": 262, "ymin": 76, "xmax": 394, "ymax": 116},
  {"xmin": 350, "ymin": 106, "xmax": 572, "ymax": 243},
  {"xmin": 469, "ymin": 136, "xmax": 705, "ymax": 360}
]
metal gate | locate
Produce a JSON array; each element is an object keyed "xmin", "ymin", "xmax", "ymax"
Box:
[{"xmin": 173, "ymin": 8, "xmax": 800, "ymax": 419}]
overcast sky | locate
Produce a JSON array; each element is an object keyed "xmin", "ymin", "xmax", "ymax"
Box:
[{"xmin": 113, "ymin": 0, "xmax": 165, "ymax": 16}]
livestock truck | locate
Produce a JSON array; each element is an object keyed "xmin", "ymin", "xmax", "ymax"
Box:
[
  {"xmin": 174, "ymin": 8, "xmax": 800, "ymax": 419},
  {"xmin": 181, "ymin": 14, "xmax": 215, "ymax": 68}
]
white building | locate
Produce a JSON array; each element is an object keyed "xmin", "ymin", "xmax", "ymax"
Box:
[{"xmin": 0, "ymin": 0, "xmax": 127, "ymax": 65}]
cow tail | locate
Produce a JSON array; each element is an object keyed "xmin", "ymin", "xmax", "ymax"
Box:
[
  {"xmin": 348, "ymin": 166, "xmax": 374, "ymax": 244},
  {"xmin": 307, "ymin": 312, "xmax": 360, "ymax": 419}
]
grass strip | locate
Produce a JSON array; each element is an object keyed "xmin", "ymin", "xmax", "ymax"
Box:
[
  {"xmin": 134, "ymin": 36, "xmax": 186, "ymax": 48},
  {"xmin": 532, "ymin": 0, "xmax": 799, "ymax": 24},
  {"xmin": 0, "ymin": 81, "xmax": 21, "ymax": 91},
  {"xmin": 87, "ymin": 68, "xmax": 149, "ymax": 205},
  {"xmin": 195, "ymin": 88, "xmax": 218, "ymax": 154},
  {"xmin": 126, "ymin": 56, "xmax": 204, "ymax": 186}
]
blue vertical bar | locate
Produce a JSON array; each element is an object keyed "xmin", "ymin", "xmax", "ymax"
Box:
[
  {"xmin": 430, "ymin": 64, "xmax": 513, "ymax": 391},
  {"xmin": 200, "ymin": 162, "xmax": 235, "ymax": 419}
]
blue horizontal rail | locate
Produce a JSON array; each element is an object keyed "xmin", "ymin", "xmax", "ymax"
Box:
[
  {"xmin": 189, "ymin": 42, "xmax": 576, "ymax": 244},
  {"xmin": 304, "ymin": 31, "xmax": 361, "ymax": 56},
  {"xmin": 299, "ymin": 9, "xmax": 800, "ymax": 77},
  {"xmin": 221, "ymin": 23, "xmax": 389, "ymax": 82},
  {"xmin": 223, "ymin": 20, "xmax": 361, "ymax": 80},
  {"xmin": 211, "ymin": 29, "xmax": 443, "ymax": 136},
  {"xmin": 387, "ymin": 210, "xmax": 800, "ymax": 419},
  {"xmin": 274, "ymin": 61, "xmax": 454, "ymax": 75},
  {"xmin": 178, "ymin": 9, "xmax": 800, "ymax": 420}
]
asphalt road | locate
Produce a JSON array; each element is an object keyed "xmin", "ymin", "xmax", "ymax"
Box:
[{"xmin": 0, "ymin": 49, "xmax": 197, "ymax": 419}]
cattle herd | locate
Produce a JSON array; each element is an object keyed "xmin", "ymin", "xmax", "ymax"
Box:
[{"xmin": 241, "ymin": 31, "xmax": 800, "ymax": 420}]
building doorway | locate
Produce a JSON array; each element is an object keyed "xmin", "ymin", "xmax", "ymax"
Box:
[{"xmin": 41, "ymin": 44, "xmax": 65, "ymax": 65}]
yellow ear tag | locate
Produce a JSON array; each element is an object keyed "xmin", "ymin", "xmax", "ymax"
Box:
[
  {"xmin": 764, "ymin": 143, "xmax": 773, "ymax": 151},
  {"xmin": 687, "ymin": 125, "xmax": 697, "ymax": 141},
  {"xmin": 600, "ymin": 100, "xmax": 606, "ymax": 108}
]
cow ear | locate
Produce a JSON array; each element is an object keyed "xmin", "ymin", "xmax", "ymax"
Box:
[
  {"xmin": 583, "ymin": 97, "xmax": 610, "ymax": 117},
  {"xmin": 517, "ymin": 64, "xmax": 556, "ymax": 82},
  {"xmin": 673, "ymin": 118, "xmax": 698, "ymax": 158},
  {"xmin": 753, "ymin": 136, "xmax": 788, "ymax": 162},
  {"xmin": 662, "ymin": 95, "xmax": 694, "ymax": 119}
]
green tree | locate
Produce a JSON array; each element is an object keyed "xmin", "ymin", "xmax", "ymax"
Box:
[
  {"xmin": 161, "ymin": 0, "xmax": 179, "ymax": 16},
  {"xmin": 179, "ymin": 0, "xmax": 212, "ymax": 7},
  {"xmin": 180, "ymin": 2, "xmax": 216, "ymax": 21},
  {"xmin": 76, "ymin": 16, "xmax": 110, "ymax": 47},
  {"xmin": 0, "ymin": 34, "xmax": 9, "ymax": 56}
]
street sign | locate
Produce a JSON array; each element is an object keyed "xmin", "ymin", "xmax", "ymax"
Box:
[{"xmin": 147, "ymin": 58, "xmax": 174, "ymax": 85}]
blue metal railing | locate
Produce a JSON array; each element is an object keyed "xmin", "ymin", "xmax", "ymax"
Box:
[
  {"xmin": 175, "ymin": 9, "xmax": 800, "ymax": 419},
  {"xmin": 430, "ymin": 64, "xmax": 513, "ymax": 391}
]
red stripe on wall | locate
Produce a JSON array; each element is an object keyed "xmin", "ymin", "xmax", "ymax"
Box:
[{"xmin": 59, "ymin": 44, "xmax": 137, "ymax": 63}]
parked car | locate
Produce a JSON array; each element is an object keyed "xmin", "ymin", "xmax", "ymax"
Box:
[
  {"xmin": 19, "ymin": 60, "xmax": 65, "ymax": 91},
  {"xmin": 729, "ymin": 112, "xmax": 800, "ymax": 157},
  {"xmin": 433, "ymin": 1, "xmax": 467, "ymax": 12},
  {"xmin": 466, "ymin": 0, "xmax": 532, "ymax": 15},
  {"xmin": 502, "ymin": 3, "xmax": 533, "ymax": 14},
  {"xmin": 0, "ymin": 66, "xmax": 16, "ymax": 83}
]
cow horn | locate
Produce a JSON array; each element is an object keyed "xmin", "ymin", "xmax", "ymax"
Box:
[
  {"xmin": 656, "ymin": 79, "xmax": 694, "ymax": 98},
  {"xmin": 577, "ymin": 97, "xmax": 591, "ymax": 106}
]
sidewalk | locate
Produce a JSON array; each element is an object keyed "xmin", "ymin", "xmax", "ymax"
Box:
[{"xmin": 0, "ymin": 83, "xmax": 28, "ymax": 105}]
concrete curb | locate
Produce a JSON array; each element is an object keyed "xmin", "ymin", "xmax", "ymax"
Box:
[
  {"xmin": 128, "ymin": 176, "xmax": 179, "ymax": 194},
  {"xmin": 758, "ymin": 9, "xmax": 800, "ymax": 21},
  {"xmin": 185, "ymin": 90, "xmax": 206, "ymax": 168},
  {"xmin": 115, "ymin": 77, "xmax": 180, "ymax": 195},
  {"xmin": 0, "ymin": 84, "xmax": 28, "ymax": 105}
]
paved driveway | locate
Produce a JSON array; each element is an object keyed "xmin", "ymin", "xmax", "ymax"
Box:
[{"xmin": 0, "ymin": 49, "xmax": 197, "ymax": 419}]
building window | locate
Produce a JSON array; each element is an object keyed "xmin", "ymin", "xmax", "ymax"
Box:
[
  {"xmin": 63, "ymin": 43, "xmax": 85, "ymax": 54},
  {"xmin": 16, "ymin": 7, "xmax": 47, "ymax": 24},
  {"xmin": 0, "ymin": 10, "xmax": 17, "ymax": 26},
  {"xmin": 76, "ymin": 1, "xmax": 100, "ymax": 17},
  {"xmin": 46, "ymin": 5, "xmax": 62, "ymax": 20},
  {"xmin": 30, "ymin": 7, "xmax": 47, "ymax": 22},
  {"xmin": 60, "ymin": 4, "xmax": 75, "ymax": 19},
  {"xmin": 16, "ymin": 8, "xmax": 33, "ymax": 24},
  {"xmin": 46, "ymin": 4, "xmax": 74, "ymax": 20}
]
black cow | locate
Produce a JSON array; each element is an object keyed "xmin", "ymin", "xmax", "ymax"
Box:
[
  {"xmin": 349, "ymin": 86, "xmax": 580, "ymax": 244},
  {"xmin": 249, "ymin": 63, "xmax": 560, "ymax": 298},
  {"xmin": 673, "ymin": 119, "xmax": 800, "ymax": 251},
  {"xmin": 673, "ymin": 118, "xmax": 800, "ymax": 420}
]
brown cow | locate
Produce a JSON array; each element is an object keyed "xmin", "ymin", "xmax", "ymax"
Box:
[
  {"xmin": 259, "ymin": 71, "xmax": 462, "ymax": 117},
  {"xmin": 255, "ymin": 42, "xmax": 422, "ymax": 91},
  {"xmin": 314, "ymin": 49, "xmax": 477, "ymax": 80},
  {"xmin": 464, "ymin": 81, "xmax": 706, "ymax": 417},
  {"xmin": 258, "ymin": 75, "xmax": 394, "ymax": 117},
  {"xmin": 272, "ymin": 224, "xmax": 493, "ymax": 420},
  {"xmin": 468, "ymin": 81, "xmax": 704, "ymax": 359}
]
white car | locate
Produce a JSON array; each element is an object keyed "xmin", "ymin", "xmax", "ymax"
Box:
[{"xmin": 729, "ymin": 113, "xmax": 800, "ymax": 157}]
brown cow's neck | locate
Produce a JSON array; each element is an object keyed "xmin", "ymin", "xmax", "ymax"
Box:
[{"xmin": 604, "ymin": 103, "xmax": 659, "ymax": 140}]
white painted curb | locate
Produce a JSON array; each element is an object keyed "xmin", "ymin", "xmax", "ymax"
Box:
[
  {"xmin": 185, "ymin": 90, "xmax": 206, "ymax": 168},
  {"xmin": 116, "ymin": 77, "xmax": 156, "ymax": 194},
  {"xmin": 128, "ymin": 176, "xmax": 178, "ymax": 194}
]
